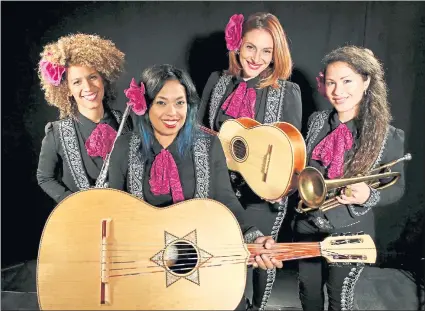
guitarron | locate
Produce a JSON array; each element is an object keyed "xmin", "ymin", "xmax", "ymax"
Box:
[{"xmin": 37, "ymin": 189, "xmax": 376, "ymax": 310}]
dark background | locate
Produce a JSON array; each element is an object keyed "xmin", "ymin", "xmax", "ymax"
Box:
[{"xmin": 1, "ymin": 1, "xmax": 424, "ymax": 280}]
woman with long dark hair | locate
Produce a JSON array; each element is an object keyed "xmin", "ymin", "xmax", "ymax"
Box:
[{"xmin": 295, "ymin": 46, "xmax": 406, "ymax": 311}]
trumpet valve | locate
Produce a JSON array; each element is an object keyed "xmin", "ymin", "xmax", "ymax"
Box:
[{"xmin": 344, "ymin": 187, "xmax": 352, "ymax": 197}]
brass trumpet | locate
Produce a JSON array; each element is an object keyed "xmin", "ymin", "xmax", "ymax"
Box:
[{"xmin": 296, "ymin": 153, "xmax": 412, "ymax": 213}]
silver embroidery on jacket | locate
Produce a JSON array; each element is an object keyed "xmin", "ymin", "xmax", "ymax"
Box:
[
  {"xmin": 128, "ymin": 134, "xmax": 145, "ymax": 199},
  {"xmin": 208, "ymin": 74, "xmax": 232, "ymax": 129},
  {"xmin": 341, "ymin": 265, "xmax": 365, "ymax": 310},
  {"xmin": 258, "ymin": 197, "xmax": 288, "ymax": 311},
  {"xmin": 243, "ymin": 230, "xmax": 264, "ymax": 244},
  {"xmin": 193, "ymin": 134, "xmax": 211, "ymax": 198},
  {"xmin": 304, "ymin": 110, "xmax": 339, "ymax": 230},
  {"xmin": 305, "ymin": 110, "xmax": 332, "ymax": 156},
  {"xmin": 111, "ymin": 109, "xmax": 131, "ymax": 134},
  {"xmin": 58, "ymin": 118, "xmax": 90, "ymax": 190},
  {"xmin": 264, "ymin": 80, "xmax": 286, "ymax": 124},
  {"xmin": 348, "ymin": 127, "xmax": 388, "ymax": 215},
  {"xmin": 95, "ymin": 110, "xmax": 130, "ymax": 188}
]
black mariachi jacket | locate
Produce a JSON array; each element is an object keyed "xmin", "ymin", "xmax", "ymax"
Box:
[{"xmin": 36, "ymin": 109, "xmax": 132, "ymax": 203}]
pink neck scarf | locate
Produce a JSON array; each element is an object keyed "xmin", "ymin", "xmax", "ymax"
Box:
[
  {"xmin": 311, "ymin": 123, "xmax": 354, "ymax": 179},
  {"xmin": 85, "ymin": 123, "xmax": 117, "ymax": 160},
  {"xmin": 221, "ymin": 81, "xmax": 257, "ymax": 119},
  {"xmin": 149, "ymin": 149, "xmax": 184, "ymax": 203}
]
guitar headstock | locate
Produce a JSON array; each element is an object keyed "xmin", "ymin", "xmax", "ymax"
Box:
[{"xmin": 320, "ymin": 232, "xmax": 377, "ymax": 264}]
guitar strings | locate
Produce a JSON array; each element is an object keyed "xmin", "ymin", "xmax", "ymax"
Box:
[
  {"xmin": 104, "ymin": 250, "xmax": 370, "ymax": 279},
  {"xmin": 101, "ymin": 244, "xmax": 320, "ymax": 249},
  {"xmin": 102, "ymin": 248, "xmax": 373, "ymax": 264}
]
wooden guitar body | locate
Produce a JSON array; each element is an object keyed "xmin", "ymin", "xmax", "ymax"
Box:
[
  {"xmin": 218, "ymin": 118, "xmax": 306, "ymax": 200},
  {"xmin": 37, "ymin": 189, "xmax": 249, "ymax": 310},
  {"xmin": 37, "ymin": 189, "xmax": 376, "ymax": 310}
]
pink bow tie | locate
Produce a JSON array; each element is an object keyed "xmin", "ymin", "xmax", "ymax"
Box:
[
  {"xmin": 311, "ymin": 123, "xmax": 354, "ymax": 179},
  {"xmin": 85, "ymin": 123, "xmax": 117, "ymax": 160},
  {"xmin": 221, "ymin": 82, "xmax": 257, "ymax": 119},
  {"xmin": 149, "ymin": 149, "xmax": 184, "ymax": 203}
]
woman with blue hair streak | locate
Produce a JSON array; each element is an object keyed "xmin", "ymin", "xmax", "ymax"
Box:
[{"xmin": 108, "ymin": 64, "xmax": 283, "ymax": 310}]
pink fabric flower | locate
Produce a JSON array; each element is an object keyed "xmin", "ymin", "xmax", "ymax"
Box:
[
  {"xmin": 124, "ymin": 78, "xmax": 147, "ymax": 116},
  {"xmin": 316, "ymin": 71, "xmax": 326, "ymax": 97},
  {"xmin": 149, "ymin": 149, "xmax": 185, "ymax": 203},
  {"xmin": 311, "ymin": 123, "xmax": 354, "ymax": 179},
  {"xmin": 221, "ymin": 82, "xmax": 257, "ymax": 119},
  {"xmin": 39, "ymin": 59, "xmax": 66, "ymax": 86},
  {"xmin": 85, "ymin": 123, "xmax": 118, "ymax": 160},
  {"xmin": 225, "ymin": 14, "xmax": 244, "ymax": 51}
]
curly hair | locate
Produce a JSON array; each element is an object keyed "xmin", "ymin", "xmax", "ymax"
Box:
[
  {"xmin": 322, "ymin": 46, "xmax": 392, "ymax": 177},
  {"xmin": 38, "ymin": 33, "xmax": 125, "ymax": 119},
  {"xmin": 227, "ymin": 12, "xmax": 293, "ymax": 89}
]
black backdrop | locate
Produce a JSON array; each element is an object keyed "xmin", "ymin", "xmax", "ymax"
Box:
[{"xmin": 2, "ymin": 1, "xmax": 424, "ymax": 277}]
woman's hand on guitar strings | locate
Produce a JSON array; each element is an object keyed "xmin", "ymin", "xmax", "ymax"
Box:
[
  {"xmin": 336, "ymin": 182, "xmax": 371, "ymax": 205},
  {"xmin": 252, "ymin": 236, "xmax": 284, "ymax": 270}
]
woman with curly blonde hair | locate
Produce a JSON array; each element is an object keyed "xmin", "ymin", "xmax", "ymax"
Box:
[{"xmin": 36, "ymin": 33, "xmax": 132, "ymax": 203}]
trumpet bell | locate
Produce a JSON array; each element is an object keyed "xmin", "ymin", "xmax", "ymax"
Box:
[{"xmin": 298, "ymin": 167, "xmax": 327, "ymax": 208}]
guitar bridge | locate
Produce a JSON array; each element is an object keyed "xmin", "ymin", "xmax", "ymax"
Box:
[
  {"xmin": 262, "ymin": 145, "xmax": 273, "ymax": 182},
  {"xmin": 100, "ymin": 219, "xmax": 111, "ymax": 305}
]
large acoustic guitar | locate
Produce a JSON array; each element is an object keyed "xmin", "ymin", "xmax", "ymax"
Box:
[
  {"xmin": 37, "ymin": 189, "xmax": 376, "ymax": 310},
  {"xmin": 201, "ymin": 118, "xmax": 306, "ymax": 201}
]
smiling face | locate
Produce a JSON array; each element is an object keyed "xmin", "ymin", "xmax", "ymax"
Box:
[
  {"xmin": 148, "ymin": 79, "xmax": 188, "ymax": 147},
  {"xmin": 67, "ymin": 65, "xmax": 105, "ymax": 113},
  {"xmin": 325, "ymin": 61, "xmax": 370, "ymax": 122},
  {"xmin": 239, "ymin": 28, "xmax": 274, "ymax": 80}
]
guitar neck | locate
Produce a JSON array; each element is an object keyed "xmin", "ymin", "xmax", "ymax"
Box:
[
  {"xmin": 246, "ymin": 242, "xmax": 321, "ymax": 262},
  {"xmin": 199, "ymin": 125, "xmax": 218, "ymax": 136}
]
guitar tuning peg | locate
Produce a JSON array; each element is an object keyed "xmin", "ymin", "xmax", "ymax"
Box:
[
  {"xmin": 344, "ymin": 232, "xmax": 352, "ymax": 236},
  {"xmin": 356, "ymin": 231, "xmax": 364, "ymax": 235},
  {"xmin": 331, "ymin": 233, "xmax": 340, "ymax": 237}
]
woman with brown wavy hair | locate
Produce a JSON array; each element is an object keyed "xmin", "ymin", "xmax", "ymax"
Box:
[
  {"xmin": 294, "ymin": 46, "xmax": 406, "ymax": 311},
  {"xmin": 198, "ymin": 12, "xmax": 302, "ymax": 310},
  {"xmin": 36, "ymin": 33, "xmax": 132, "ymax": 203}
]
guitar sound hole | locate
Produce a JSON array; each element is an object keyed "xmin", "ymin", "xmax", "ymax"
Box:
[
  {"xmin": 232, "ymin": 139, "xmax": 247, "ymax": 160},
  {"xmin": 164, "ymin": 241, "xmax": 198, "ymax": 275}
]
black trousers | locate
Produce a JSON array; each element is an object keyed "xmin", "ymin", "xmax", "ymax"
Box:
[
  {"xmin": 243, "ymin": 201, "xmax": 282, "ymax": 309},
  {"xmin": 298, "ymin": 257, "xmax": 363, "ymax": 311},
  {"xmin": 294, "ymin": 217, "xmax": 367, "ymax": 311}
]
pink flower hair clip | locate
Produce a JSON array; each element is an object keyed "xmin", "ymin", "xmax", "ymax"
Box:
[
  {"xmin": 39, "ymin": 55, "xmax": 66, "ymax": 86},
  {"xmin": 316, "ymin": 71, "xmax": 326, "ymax": 97},
  {"xmin": 225, "ymin": 14, "xmax": 244, "ymax": 51},
  {"xmin": 124, "ymin": 78, "xmax": 147, "ymax": 116}
]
